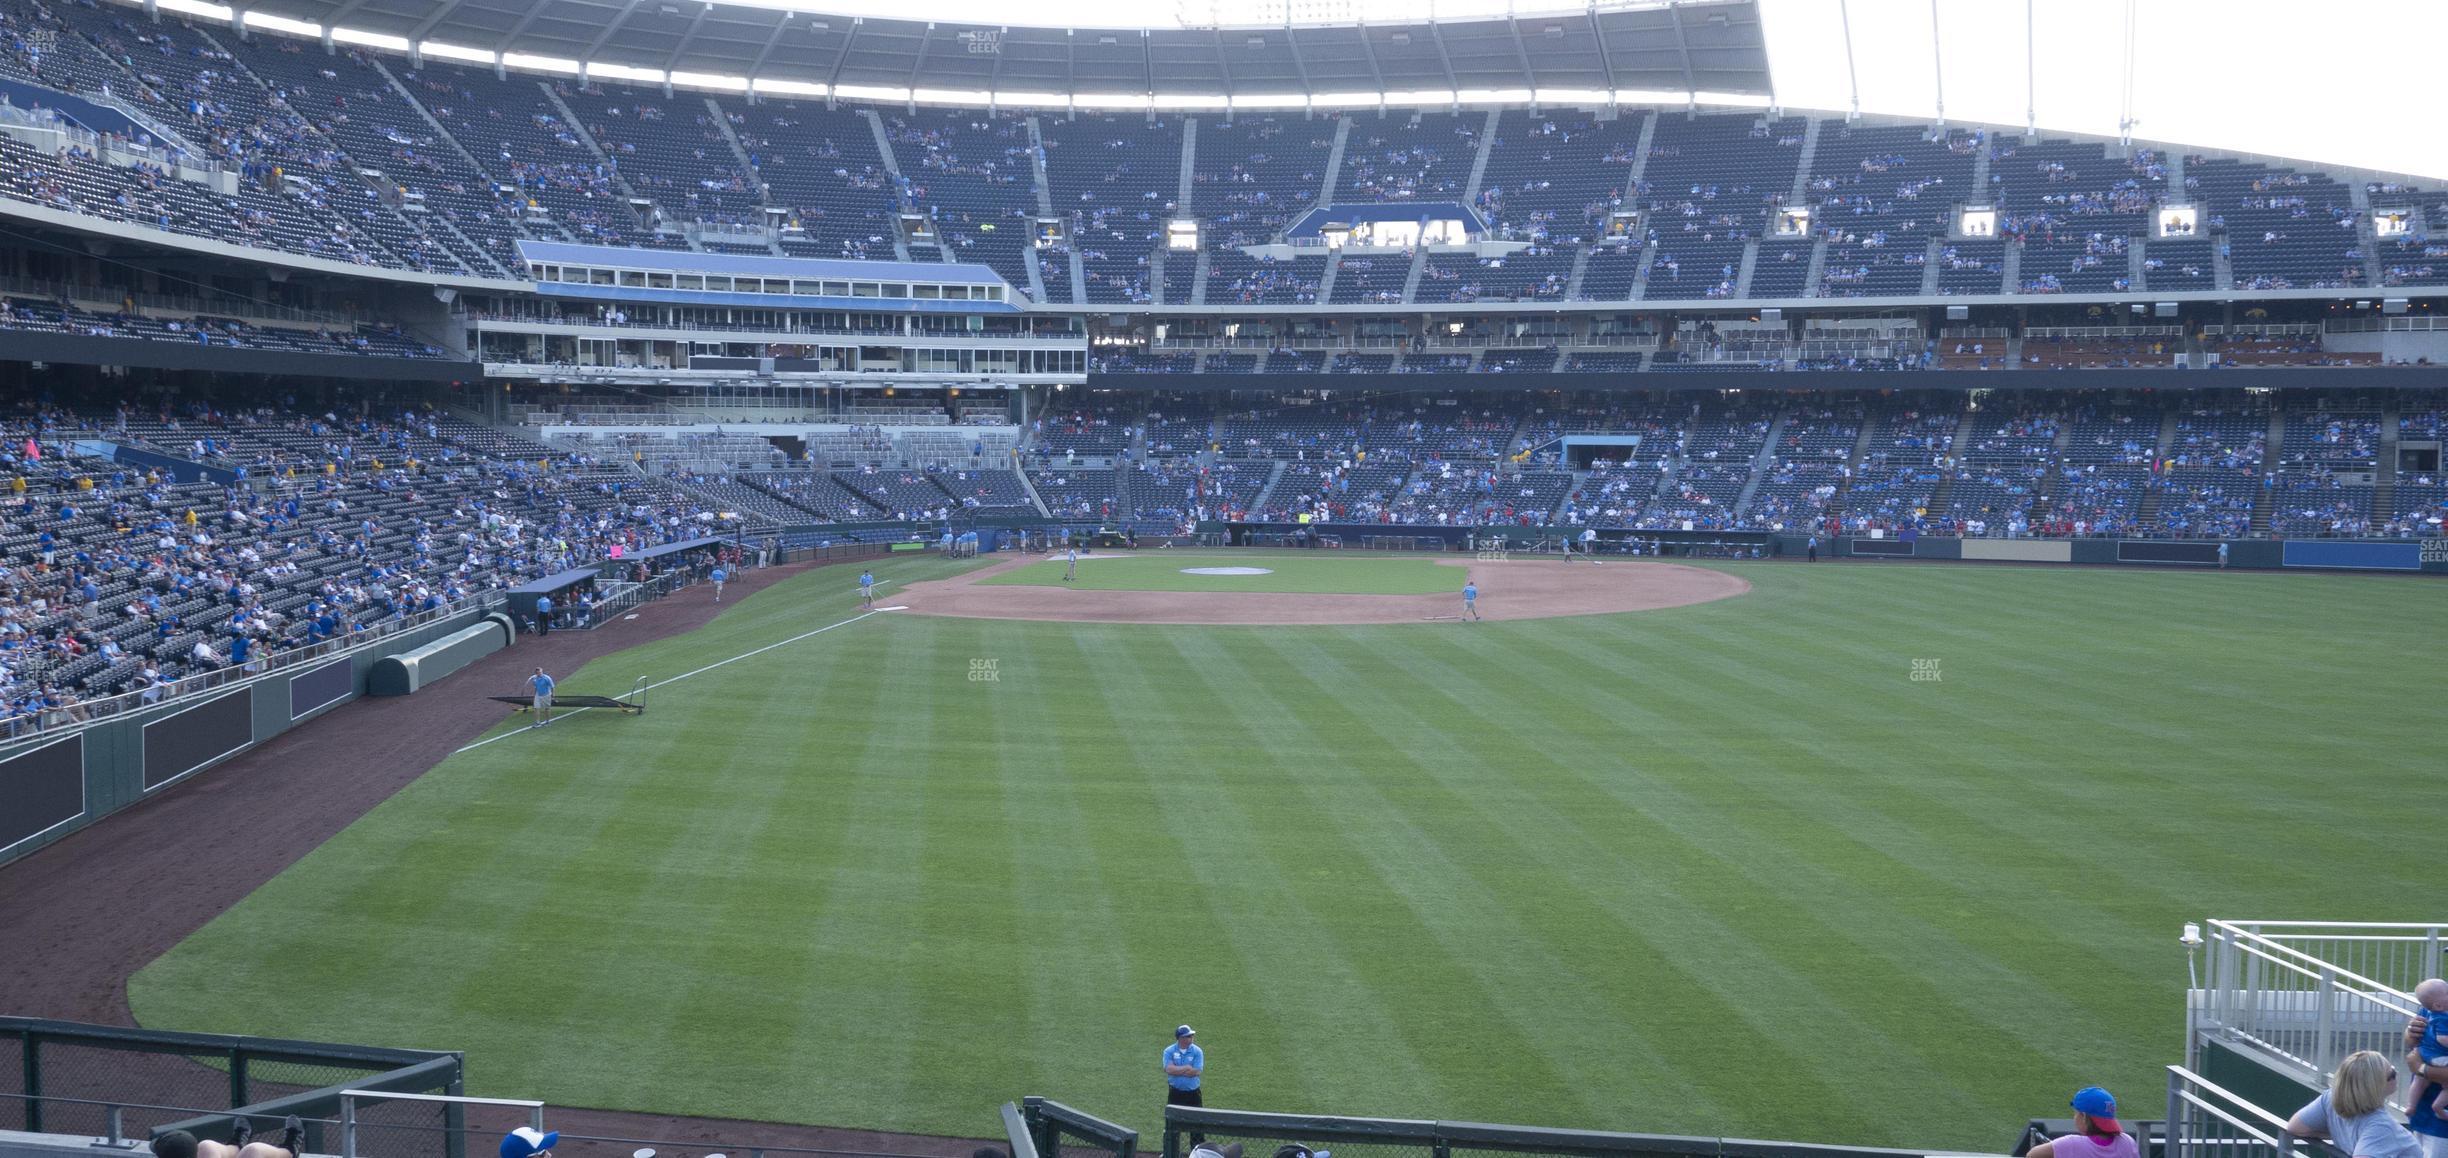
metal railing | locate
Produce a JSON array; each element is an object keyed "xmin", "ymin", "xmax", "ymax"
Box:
[
  {"xmin": 2163, "ymin": 1066, "xmax": 2339, "ymax": 1158},
  {"xmin": 2191, "ymin": 921, "xmax": 2439, "ymax": 1108},
  {"xmin": 0, "ymin": 596, "xmax": 500, "ymax": 752}
]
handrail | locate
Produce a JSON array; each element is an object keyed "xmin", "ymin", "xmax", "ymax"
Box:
[{"xmin": 2207, "ymin": 921, "xmax": 2416, "ymax": 999}]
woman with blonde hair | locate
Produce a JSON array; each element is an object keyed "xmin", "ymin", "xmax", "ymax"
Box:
[{"xmin": 2289, "ymin": 1050, "xmax": 2423, "ymax": 1158}]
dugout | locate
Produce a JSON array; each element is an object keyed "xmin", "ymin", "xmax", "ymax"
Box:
[{"xmin": 504, "ymin": 568, "xmax": 600, "ymax": 627}]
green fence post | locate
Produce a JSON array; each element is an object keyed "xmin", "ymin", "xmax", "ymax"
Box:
[
  {"xmin": 23, "ymin": 1031, "xmax": 41, "ymax": 1133},
  {"xmin": 232, "ymin": 1048, "xmax": 250, "ymax": 1109}
]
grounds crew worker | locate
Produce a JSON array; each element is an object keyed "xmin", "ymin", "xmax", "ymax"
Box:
[{"xmin": 1163, "ymin": 1025, "xmax": 1203, "ymax": 1107}]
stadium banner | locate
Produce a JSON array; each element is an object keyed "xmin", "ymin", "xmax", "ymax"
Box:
[
  {"xmin": 288, "ymin": 658, "xmax": 356, "ymax": 720},
  {"xmin": 0, "ymin": 734, "xmax": 85, "ymax": 857},
  {"xmin": 1962, "ymin": 540, "xmax": 2074, "ymax": 563},
  {"xmin": 1848, "ymin": 538, "xmax": 1915, "ymax": 557},
  {"xmin": 2116, "ymin": 540, "xmax": 2222, "ymax": 565},
  {"xmin": 2280, "ymin": 540, "xmax": 2423, "ymax": 571},
  {"xmin": 141, "ymin": 688, "xmax": 256, "ymax": 792}
]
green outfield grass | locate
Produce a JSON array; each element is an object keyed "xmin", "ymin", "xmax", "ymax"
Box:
[
  {"xmin": 128, "ymin": 558, "xmax": 2444, "ymax": 1151},
  {"xmin": 978, "ymin": 551, "xmax": 1466, "ymax": 593}
]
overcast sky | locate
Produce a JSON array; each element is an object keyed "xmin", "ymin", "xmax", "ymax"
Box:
[{"xmin": 696, "ymin": 0, "xmax": 2443, "ymax": 180}]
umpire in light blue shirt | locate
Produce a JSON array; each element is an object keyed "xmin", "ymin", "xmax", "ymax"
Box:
[{"xmin": 1163, "ymin": 1025, "xmax": 1204, "ymax": 1107}]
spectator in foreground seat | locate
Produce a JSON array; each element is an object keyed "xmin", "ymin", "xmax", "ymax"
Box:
[
  {"xmin": 2025, "ymin": 1086, "xmax": 2135, "ymax": 1158},
  {"xmin": 2288, "ymin": 1051, "xmax": 2421, "ymax": 1158},
  {"xmin": 2406, "ymin": 1004, "xmax": 2448, "ymax": 1158},
  {"xmin": 152, "ymin": 1115, "xmax": 304, "ymax": 1158}
]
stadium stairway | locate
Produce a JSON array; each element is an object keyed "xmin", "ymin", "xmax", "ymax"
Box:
[
  {"xmin": 1563, "ymin": 247, "xmax": 1591, "ymax": 300},
  {"xmin": 1923, "ymin": 404, "xmax": 1978, "ymax": 516},
  {"xmin": 1920, "ymin": 238, "xmax": 1945, "ymax": 295},
  {"xmin": 2372, "ymin": 406, "xmax": 2400, "ymax": 518},
  {"xmin": 1827, "ymin": 417, "xmax": 1883, "ymax": 530},
  {"xmin": 2001, "ymin": 242, "xmax": 2023, "ymax": 303},
  {"xmin": 1628, "ymin": 239, "xmax": 1659, "ymax": 300},
  {"xmin": 2030, "ymin": 417, "xmax": 2077, "ymax": 520},
  {"xmin": 2135, "ymin": 410, "xmax": 2183, "ymax": 528},
  {"xmin": 1734, "ymin": 241, "xmax": 1759, "ymax": 298},
  {"xmin": 1317, "ymin": 116, "xmax": 1352, "ymax": 204},
  {"xmin": 1730, "ymin": 405, "xmax": 1792, "ymax": 519},
  {"xmin": 1399, "ymin": 248, "xmax": 1429, "ymax": 303},
  {"xmin": 2247, "ymin": 409, "xmax": 2289, "ymax": 536},
  {"xmin": 1462, "ymin": 109, "xmax": 1500, "ymax": 205},
  {"xmin": 862, "ymin": 109, "xmax": 917, "ymax": 262},
  {"xmin": 541, "ymin": 82, "xmax": 643, "ymax": 209},
  {"xmin": 706, "ymin": 98, "xmax": 782, "ymax": 255}
]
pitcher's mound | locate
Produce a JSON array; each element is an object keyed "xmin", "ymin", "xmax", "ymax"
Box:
[{"xmin": 899, "ymin": 557, "xmax": 1747, "ymax": 625}]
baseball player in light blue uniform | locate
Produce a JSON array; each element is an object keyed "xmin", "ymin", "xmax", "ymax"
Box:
[
  {"xmin": 1462, "ymin": 580, "xmax": 1480, "ymax": 620},
  {"xmin": 859, "ymin": 570, "xmax": 876, "ymax": 609},
  {"xmin": 710, "ymin": 565, "xmax": 727, "ymax": 602},
  {"xmin": 1065, "ymin": 547, "xmax": 1078, "ymax": 582}
]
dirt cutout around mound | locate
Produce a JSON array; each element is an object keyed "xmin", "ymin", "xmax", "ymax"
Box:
[{"xmin": 900, "ymin": 554, "xmax": 1750, "ymax": 625}]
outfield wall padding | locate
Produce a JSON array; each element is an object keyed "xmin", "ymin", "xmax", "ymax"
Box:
[
  {"xmin": 1961, "ymin": 540, "xmax": 2073, "ymax": 563},
  {"xmin": 287, "ymin": 658, "xmax": 355, "ymax": 720},
  {"xmin": 0, "ymin": 736, "xmax": 84, "ymax": 858},
  {"xmin": 0, "ymin": 605, "xmax": 495, "ymax": 868},
  {"xmin": 2281, "ymin": 540, "xmax": 2423, "ymax": 570},
  {"xmin": 141, "ymin": 689, "xmax": 254, "ymax": 792}
]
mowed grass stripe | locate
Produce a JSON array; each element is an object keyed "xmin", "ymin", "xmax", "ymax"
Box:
[
  {"xmin": 1092, "ymin": 625, "xmax": 1446, "ymax": 1119},
  {"xmin": 1363, "ymin": 621, "xmax": 2004, "ymax": 1139},
  {"xmin": 126, "ymin": 561, "xmax": 2448, "ymax": 1151},
  {"xmin": 1278, "ymin": 624, "xmax": 1899, "ymax": 1139}
]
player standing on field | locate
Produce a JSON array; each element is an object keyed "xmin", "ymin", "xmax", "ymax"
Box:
[
  {"xmin": 859, "ymin": 570, "xmax": 876, "ymax": 609},
  {"xmin": 1462, "ymin": 580, "xmax": 1481, "ymax": 620}
]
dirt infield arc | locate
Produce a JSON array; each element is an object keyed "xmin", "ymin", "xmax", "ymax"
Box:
[{"xmin": 900, "ymin": 555, "xmax": 1750, "ymax": 624}]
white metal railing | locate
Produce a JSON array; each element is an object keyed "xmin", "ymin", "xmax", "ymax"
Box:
[
  {"xmin": 2192, "ymin": 920, "xmax": 2441, "ymax": 1110},
  {"xmin": 338, "ymin": 1090, "xmax": 541, "ymax": 1158},
  {"xmin": 2163, "ymin": 1065, "xmax": 2337, "ymax": 1158}
]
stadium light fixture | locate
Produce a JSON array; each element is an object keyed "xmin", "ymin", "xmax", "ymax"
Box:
[
  {"xmin": 420, "ymin": 40, "xmax": 498, "ymax": 64},
  {"xmin": 504, "ymin": 52, "xmax": 584, "ymax": 74},
  {"xmin": 334, "ymin": 26, "xmax": 411, "ymax": 50},
  {"xmin": 156, "ymin": 0, "xmax": 233, "ymax": 20},
  {"xmin": 589, "ymin": 61, "xmax": 669, "ymax": 83},
  {"xmin": 835, "ymin": 83, "xmax": 914, "ymax": 102},
  {"xmin": 913, "ymin": 87, "xmax": 996, "ymax": 105},
  {"xmin": 242, "ymin": 10, "xmax": 320, "ymax": 35},
  {"xmin": 671, "ymin": 70, "xmax": 750, "ymax": 91}
]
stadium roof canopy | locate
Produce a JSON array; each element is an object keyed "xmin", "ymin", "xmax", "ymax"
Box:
[{"xmin": 223, "ymin": 0, "xmax": 1769, "ymax": 104}]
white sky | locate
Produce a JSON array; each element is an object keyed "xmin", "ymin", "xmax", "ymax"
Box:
[{"xmin": 699, "ymin": 0, "xmax": 2445, "ymax": 181}]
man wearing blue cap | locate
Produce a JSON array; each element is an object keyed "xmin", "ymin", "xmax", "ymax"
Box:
[{"xmin": 1162, "ymin": 1025, "xmax": 1204, "ymax": 1108}]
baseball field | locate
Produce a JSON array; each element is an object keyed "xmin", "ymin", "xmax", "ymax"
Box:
[{"xmin": 125, "ymin": 553, "xmax": 2443, "ymax": 1151}]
